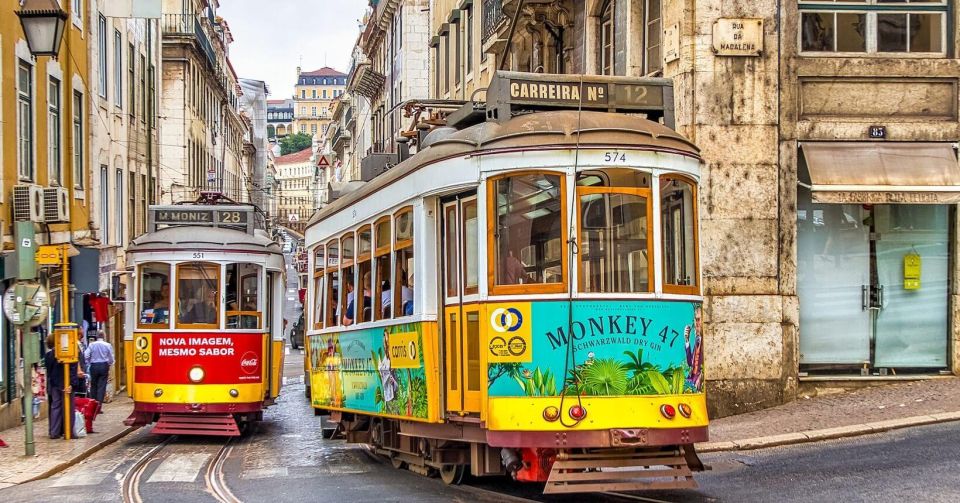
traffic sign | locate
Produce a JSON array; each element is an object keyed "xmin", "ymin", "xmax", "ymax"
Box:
[
  {"xmin": 317, "ymin": 155, "xmax": 331, "ymax": 168},
  {"xmin": 3, "ymin": 282, "xmax": 50, "ymax": 328}
]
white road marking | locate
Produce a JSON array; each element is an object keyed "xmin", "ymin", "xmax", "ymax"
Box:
[
  {"xmin": 50, "ymin": 469, "xmax": 110, "ymax": 487},
  {"xmin": 147, "ymin": 453, "xmax": 212, "ymax": 483},
  {"xmin": 241, "ymin": 467, "xmax": 289, "ymax": 479}
]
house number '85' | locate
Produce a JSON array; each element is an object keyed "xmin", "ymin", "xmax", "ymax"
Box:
[{"xmin": 604, "ymin": 151, "xmax": 627, "ymax": 163}]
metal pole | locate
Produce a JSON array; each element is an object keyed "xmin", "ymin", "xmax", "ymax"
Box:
[
  {"xmin": 61, "ymin": 245, "xmax": 71, "ymax": 440},
  {"xmin": 19, "ymin": 328, "xmax": 34, "ymax": 455}
]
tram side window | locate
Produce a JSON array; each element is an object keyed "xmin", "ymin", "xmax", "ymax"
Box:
[
  {"xmin": 492, "ymin": 173, "xmax": 565, "ymax": 291},
  {"xmin": 394, "ymin": 208, "xmax": 414, "ymax": 317},
  {"xmin": 661, "ymin": 176, "xmax": 698, "ymax": 290},
  {"xmin": 313, "ymin": 246, "xmax": 325, "ymax": 329},
  {"xmin": 176, "ymin": 263, "xmax": 221, "ymax": 327},
  {"xmin": 325, "ymin": 240, "xmax": 340, "ymax": 327},
  {"xmin": 374, "ymin": 218, "xmax": 392, "ymax": 319},
  {"xmin": 341, "ymin": 234, "xmax": 358, "ymax": 326},
  {"xmin": 139, "ymin": 262, "xmax": 171, "ymax": 327},
  {"xmin": 357, "ymin": 226, "xmax": 373, "ymax": 323},
  {"xmin": 225, "ymin": 263, "xmax": 261, "ymax": 329}
]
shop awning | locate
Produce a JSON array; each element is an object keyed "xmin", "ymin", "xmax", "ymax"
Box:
[{"xmin": 800, "ymin": 142, "xmax": 960, "ymax": 204}]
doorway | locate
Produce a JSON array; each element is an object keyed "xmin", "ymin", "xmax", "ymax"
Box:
[
  {"xmin": 441, "ymin": 193, "xmax": 481, "ymax": 414},
  {"xmin": 797, "ymin": 187, "xmax": 950, "ymax": 373}
]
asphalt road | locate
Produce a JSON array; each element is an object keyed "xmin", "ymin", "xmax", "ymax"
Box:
[{"xmin": 3, "ymin": 349, "xmax": 959, "ymax": 502}]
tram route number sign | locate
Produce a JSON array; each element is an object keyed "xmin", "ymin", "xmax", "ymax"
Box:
[
  {"xmin": 134, "ymin": 333, "xmax": 152, "ymax": 367},
  {"xmin": 154, "ymin": 209, "xmax": 249, "ymax": 227}
]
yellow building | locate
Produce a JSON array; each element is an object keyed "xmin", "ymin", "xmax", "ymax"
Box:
[
  {"xmin": 1, "ymin": 0, "xmax": 93, "ymax": 430},
  {"xmin": 293, "ymin": 67, "xmax": 346, "ymax": 139}
]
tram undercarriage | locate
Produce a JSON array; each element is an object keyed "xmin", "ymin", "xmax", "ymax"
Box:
[{"xmin": 332, "ymin": 412, "xmax": 707, "ymax": 493}]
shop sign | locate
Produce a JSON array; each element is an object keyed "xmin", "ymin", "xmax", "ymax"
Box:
[
  {"xmin": 506, "ymin": 79, "xmax": 663, "ymax": 108},
  {"xmin": 713, "ymin": 18, "xmax": 763, "ymax": 56},
  {"xmin": 813, "ymin": 191, "xmax": 960, "ymax": 204}
]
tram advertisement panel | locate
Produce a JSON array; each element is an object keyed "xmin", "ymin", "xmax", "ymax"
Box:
[
  {"xmin": 486, "ymin": 300, "xmax": 703, "ymax": 398},
  {"xmin": 133, "ymin": 332, "xmax": 263, "ymax": 384},
  {"xmin": 309, "ymin": 322, "xmax": 430, "ymax": 420}
]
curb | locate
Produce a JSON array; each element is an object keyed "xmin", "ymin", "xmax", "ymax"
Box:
[
  {"xmin": 16, "ymin": 426, "xmax": 138, "ymax": 485},
  {"xmin": 696, "ymin": 410, "xmax": 960, "ymax": 453}
]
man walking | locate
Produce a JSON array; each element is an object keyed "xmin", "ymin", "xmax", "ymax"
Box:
[
  {"xmin": 44, "ymin": 336, "xmax": 78, "ymax": 439},
  {"xmin": 84, "ymin": 332, "xmax": 114, "ymax": 413}
]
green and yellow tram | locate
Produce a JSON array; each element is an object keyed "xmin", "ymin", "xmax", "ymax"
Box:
[{"xmin": 305, "ymin": 73, "xmax": 706, "ymax": 493}]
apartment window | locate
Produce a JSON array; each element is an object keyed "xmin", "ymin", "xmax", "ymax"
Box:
[
  {"xmin": 48, "ymin": 78, "xmax": 62, "ymax": 185},
  {"xmin": 312, "ymin": 89, "xmax": 317, "ymax": 98},
  {"xmin": 644, "ymin": 0, "xmax": 662, "ymax": 74},
  {"xmin": 17, "ymin": 61, "xmax": 33, "ymax": 181},
  {"xmin": 149, "ymin": 64, "xmax": 156, "ymax": 127},
  {"xmin": 600, "ymin": 1, "xmax": 615, "ymax": 75},
  {"xmin": 140, "ymin": 54, "xmax": 146, "ymax": 123},
  {"xmin": 311, "ymin": 124, "xmax": 318, "ymax": 134},
  {"xmin": 464, "ymin": 6, "xmax": 473, "ymax": 72},
  {"xmin": 323, "ymin": 89, "xmax": 328, "ymax": 99},
  {"xmin": 433, "ymin": 46, "xmax": 441, "ymax": 97},
  {"xmin": 114, "ymin": 30, "xmax": 122, "ymax": 107},
  {"xmin": 301, "ymin": 90, "xmax": 306, "ymax": 99},
  {"xmin": 455, "ymin": 19, "xmax": 462, "ymax": 86},
  {"xmin": 301, "ymin": 124, "xmax": 307, "ymax": 133},
  {"xmin": 116, "ymin": 169, "xmax": 124, "ymax": 245},
  {"xmin": 73, "ymin": 91, "xmax": 84, "ymax": 188},
  {"xmin": 800, "ymin": 0, "xmax": 947, "ymax": 54},
  {"xmin": 129, "ymin": 43, "xmax": 136, "ymax": 114},
  {"xmin": 443, "ymin": 35, "xmax": 450, "ymax": 94},
  {"xmin": 98, "ymin": 15, "xmax": 107, "ymax": 98},
  {"xmin": 129, "ymin": 171, "xmax": 137, "ymax": 238},
  {"xmin": 301, "ymin": 106, "xmax": 306, "ymax": 115},
  {"xmin": 312, "ymin": 106, "xmax": 317, "ymax": 116},
  {"xmin": 100, "ymin": 166, "xmax": 110, "ymax": 244}
]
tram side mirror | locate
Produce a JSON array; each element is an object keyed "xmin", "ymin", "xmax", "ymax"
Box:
[{"xmin": 110, "ymin": 270, "xmax": 134, "ymax": 303}]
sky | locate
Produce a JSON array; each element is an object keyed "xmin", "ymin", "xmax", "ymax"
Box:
[{"xmin": 218, "ymin": 1, "xmax": 369, "ymax": 100}]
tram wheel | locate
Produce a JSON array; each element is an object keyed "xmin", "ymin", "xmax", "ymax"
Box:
[
  {"xmin": 439, "ymin": 464, "xmax": 466, "ymax": 485},
  {"xmin": 391, "ymin": 456, "xmax": 406, "ymax": 470}
]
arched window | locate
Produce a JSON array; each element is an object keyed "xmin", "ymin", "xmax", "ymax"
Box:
[{"xmin": 600, "ymin": 0, "xmax": 615, "ymax": 75}]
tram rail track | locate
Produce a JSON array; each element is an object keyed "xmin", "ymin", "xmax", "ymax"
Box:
[{"xmin": 120, "ymin": 434, "xmax": 241, "ymax": 503}]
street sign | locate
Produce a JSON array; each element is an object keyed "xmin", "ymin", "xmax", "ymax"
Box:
[{"xmin": 317, "ymin": 155, "xmax": 331, "ymax": 169}]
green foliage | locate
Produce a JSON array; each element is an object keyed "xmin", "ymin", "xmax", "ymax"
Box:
[
  {"xmin": 488, "ymin": 363, "xmax": 522, "ymax": 388},
  {"xmin": 279, "ymin": 132, "xmax": 312, "ymax": 155},
  {"xmin": 267, "ymin": 124, "xmax": 276, "ymax": 138},
  {"xmin": 514, "ymin": 367, "xmax": 558, "ymax": 396},
  {"xmin": 580, "ymin": 358, "xmax": 628, "ymax": 395}
]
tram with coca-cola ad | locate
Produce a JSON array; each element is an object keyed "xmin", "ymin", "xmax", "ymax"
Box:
[{"xmin": 123, "ymin": 193, "xmax": 286, "ymax": 436}]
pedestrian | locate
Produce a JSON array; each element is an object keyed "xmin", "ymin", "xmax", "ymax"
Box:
[
  {"xmin": 43, "ymin": 335, "xmax": 78, "ymax": 439},
  {"xmin": 84, "ymin": 332, "xmax": 115, "ymax": 414}
]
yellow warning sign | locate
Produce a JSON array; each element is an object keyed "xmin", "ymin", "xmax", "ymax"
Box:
[{"xmin": 134, "ymin": 333, "xmax": 152, "ymax": 366}]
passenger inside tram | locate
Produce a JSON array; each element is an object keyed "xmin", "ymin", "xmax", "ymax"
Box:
[
  {"xmin": 139, "ymin": 264, "xmax": 171, "ymax": 325},
  {"xmin": 183, "ymin": 288, "xmax": 218, "ymax": 324},
  {"xmin": 360, "ymin": 272, "xmax": 373, "ymax": 322},
  {"xmin": 341, "ymin": 276, "xmax": 356, "ymax": 326},
  {"xmin": 380, "ymin": 280, "xmax": 392, "ymax": 318}
]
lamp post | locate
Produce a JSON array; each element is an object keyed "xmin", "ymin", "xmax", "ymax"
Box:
[{"xmin": 16, "ymin": 0, "xmax": 68, "ymax": 58}]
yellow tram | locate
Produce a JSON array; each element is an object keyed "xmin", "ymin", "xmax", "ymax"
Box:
[
  {"xmin": 304, "ymin": 72, "xmax": 706, "ymax": 492},
  {"xmin": 123, "ymin": 194, "xmax": 286, "ymax": 436}
]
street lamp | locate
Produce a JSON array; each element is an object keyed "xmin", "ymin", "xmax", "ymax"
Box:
[{"xmin": 17, "ymin": 0, "xmax": 68, "ymax": 58}]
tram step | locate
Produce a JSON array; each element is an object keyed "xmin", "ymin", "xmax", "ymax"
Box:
[
  {"xmin": 544, "ymin": 447, "xmax": 699, "ymax": 494},
  {"xmin": 151, "ymin": 413, "xmax": 241, "ymax": 437}
]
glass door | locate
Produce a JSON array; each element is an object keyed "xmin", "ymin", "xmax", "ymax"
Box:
[
  {"xmin": 873, "ymin": 205, "xmax": 949, "ymax": 368},
  {"xmin": 442, "ymin": 194, "xmax": 481, "ymax": 414},
  {"xmin": 798, "ymin": 188, "xmax": 872, "ymax": 364}
]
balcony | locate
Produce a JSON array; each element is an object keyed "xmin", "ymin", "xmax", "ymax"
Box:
[
  {"xmin": 162, "ymin": 14, "xmax": 216, "ymax": 69},
  {"xmin": 348, "ymin": 63, "xmax": 386, "ymax": 99},
  {"xmin": 482, "ymin": 0, "xmax": 506, "ymax": 43}
]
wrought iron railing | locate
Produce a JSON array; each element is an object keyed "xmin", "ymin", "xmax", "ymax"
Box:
[
  {"xmin": 161, "ymin": 14, "xmax": 216, "ymax": 69},
  {"xmin": 482, "ymin": 0, "xmax": 505, "ymax": 43}
]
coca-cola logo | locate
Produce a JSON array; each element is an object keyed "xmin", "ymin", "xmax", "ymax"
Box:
[{"xmin": 240, "ymin": 351, "xmax": 259, "ymax": 375}]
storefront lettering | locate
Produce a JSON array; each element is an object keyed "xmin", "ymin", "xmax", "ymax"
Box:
[{"xmin": 816, "ymin": 191, "xmax": 954, "ymax": 204}]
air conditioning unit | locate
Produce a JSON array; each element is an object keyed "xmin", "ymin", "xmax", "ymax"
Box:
[
  {"xmin": 12, "ymin": 184, "xmax": 45, "ymax": 223},
  {"xmin": 43, "ymin": 187, "xmax": 70, "ymax": 223}
]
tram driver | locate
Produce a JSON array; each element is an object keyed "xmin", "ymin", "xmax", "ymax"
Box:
[{"xmin": 183, "ymin": 287, "xmax": 218, "ymax": 324}]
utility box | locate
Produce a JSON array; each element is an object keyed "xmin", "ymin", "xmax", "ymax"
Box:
[{"xmin": 55, "ymin": 324, "xmax": 79, "ymax": 363}]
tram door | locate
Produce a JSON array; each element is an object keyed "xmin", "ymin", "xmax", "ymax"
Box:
[{"xmin": 442, "ymin": 194, "xmax": 482, "ymax": 414}]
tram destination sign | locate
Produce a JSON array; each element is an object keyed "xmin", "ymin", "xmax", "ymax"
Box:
[
  {"xmin": 149, "ymin": 206, "xmax": 255, "ymax": 233},
  {"xmin": 486, "ymin": 71, "xmax": 675, "ymax": 128}
]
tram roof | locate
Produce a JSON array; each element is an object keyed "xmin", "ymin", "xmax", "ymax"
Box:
[
  {"xmin": 307, "ymin": 111, "xmax": 699, "ymax": 230},
  {"xmin": 128, "ymin": 226, "xmax": 283, "ymax": 255}
]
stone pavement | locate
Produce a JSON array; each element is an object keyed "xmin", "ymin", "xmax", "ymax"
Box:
[
  {"xmin": 0, "ymin": 394, "xmax": 135, "ymax": 489},
  {"xmin": 699, "ymin": 377, "xmax": 960, "ymax": 452}
]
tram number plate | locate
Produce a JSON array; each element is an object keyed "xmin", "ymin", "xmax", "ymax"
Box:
[
  {"xmin": 603, "ymin": 151, "xmax": 627, "ymax": 163},
  {"xmin": 219, "ymin": 211, "xmax": 246, "ymax": 224},
  {"xmin": 134, "ymin": 334, "xmax": 152, "ymax": 366}
]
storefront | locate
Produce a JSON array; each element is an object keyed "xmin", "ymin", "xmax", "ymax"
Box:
[{"xmin": 797, "ymin": 142, "xmax": 958, "ymax": 375}]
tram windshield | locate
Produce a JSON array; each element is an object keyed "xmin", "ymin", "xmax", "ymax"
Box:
[
  {"xmin": 492, "ymin": 173, "xmax": 565, "ymax": 291},
  {"xmin": 660, "ymin": 175, "xmax": 699, "ymax": 292},
  {"xmin": 225, "ymin": 263, "xmax": 262, "ymax": 329},
  {"xmin": 177, "ymin": 263, "xmax": 220, "ymax": 327},
  {"xmin": 139, "ymin": 263, "xmax": 171, "ymax": 328}
]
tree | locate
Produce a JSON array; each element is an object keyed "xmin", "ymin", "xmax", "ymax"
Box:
[{"xmin": 280, "ymin": 132, "xmax": 312, "ymax": 155}]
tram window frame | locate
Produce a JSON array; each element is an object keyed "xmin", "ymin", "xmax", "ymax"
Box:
[
  {"xmin": 174, "ymin": 262, "xmax": 221, "ymax": 330},
  {"xmin": 357, "ymin": 225, "xmax": 373, "ymax": 323},
  {"xmin": 659, "ymin": 174, "xmax": 700, "ymax": 295},
  {"xmin": 325, "ymin": 239, "xmax": 340, "ymax": 327},
  {"xmin": 313, "ymin": 245, "xmax": 326, "ymax": 329},
  {"xmin": 138, "ymin": 262, "xmax": 172, "ymax": 329},
  {"xmin": 487, "ymin": 171, "xmax": 568, "ymax": 296},
  {"xmin": 462, "ymin": 197, "xmax": 480, "ymax": 296},
  {"xmin": 340, "ymin": 232, "xmax": 358, "ymax": 326},
  {"xmin": 225, "ymin": 263, "xmax": 262, "ymax": 330},
  {"xmin": 394, "ymin": 206, "xmax": 414, "ymax": 318},
  {"xmin": 444, "ymin": 203, "xmax": 459, "ymax": 299},
  {"xmin": 576, "ymin": 186, "xmax": 654, "ymax": 294},
  {"xmin": 374, "ymin": 216, "xmax": 393, "ymax": 320}
]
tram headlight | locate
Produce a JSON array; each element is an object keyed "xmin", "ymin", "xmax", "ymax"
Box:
[
  {"xmin": 154, "ymin": 388, "xmax": 163, "ymax": 397},
  {"xmin": 188, "ymin": 366, "xmax": 205, "ymax": 383},
  {"xmin": 229, "ymin": 389, "xmax": 239, "ymax": 398}
]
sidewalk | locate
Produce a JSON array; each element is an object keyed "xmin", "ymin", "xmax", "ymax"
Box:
[
  {"xmin": 699, "ymin": 377, "xmax": 960, "ymax": 452},
  {"xmin": 0, "ymin": 394, "xmax": 136, "ymax": 489}
]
